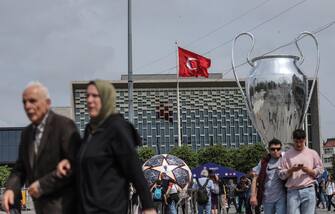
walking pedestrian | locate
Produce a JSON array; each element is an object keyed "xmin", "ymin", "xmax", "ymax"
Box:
[
  {"xmin": 250, "ymin": 139, "xmax": 286, "ymax": 214},
  {"xmin": 2, "ymin": 82, "xmax": 81, "ymax": 214},
  {"xmin": 325, "ymin": 175, "xmax": 335, "ymax": 212},
  {"xmin": 278, "ymin": 129, "xmax": 323, "ymax": 214},
  {"xmin": 57, "ymin": 80, "xmax": 156, "ymax": 214}
]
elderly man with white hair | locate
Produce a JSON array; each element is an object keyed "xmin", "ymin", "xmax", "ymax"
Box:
[
  {"xmin": 192, "ymin": 169, "xmax": 215, "ymax": 214},
  {"xmin": 1, "ymin": 81, "xmax": 81, "ymax": 214}
]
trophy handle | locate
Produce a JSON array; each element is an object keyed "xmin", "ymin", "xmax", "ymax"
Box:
[
  {"xmin": 231, "ymin": 32, "xmax": 255, "ymax": 114},
  {"xmin": 295, "ymin": 31, "xmax": 320, "ymax": 126}
]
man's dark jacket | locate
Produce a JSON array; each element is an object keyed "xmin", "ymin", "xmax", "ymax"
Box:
[{"xmin": 5, "ymin": 111, "xmax": 81, "ymax": 214}]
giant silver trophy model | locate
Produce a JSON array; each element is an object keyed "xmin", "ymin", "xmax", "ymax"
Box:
[{"xmin": 231, "ymin": 32, "xmax": 319, "ymax": 149}]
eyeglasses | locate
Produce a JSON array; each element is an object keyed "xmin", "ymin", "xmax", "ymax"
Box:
[{"xmin": 270, "ymin": 147, "xmax": 281, "ymax": 152}]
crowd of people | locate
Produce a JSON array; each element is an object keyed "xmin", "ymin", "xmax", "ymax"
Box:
[
  {"xmin": 136, "ymin": 171, "xmax": 255, "ymax": 214},
  {"xmin": 144, "ymin": 129, "xmax": 325, "ymax": 214},
  {"xmin": 315, "ymin": 174, "xmax": 335, "ymax": 212},
  {"xmin": 0, "ymin": 79, "xmax": 326, "ymax": 214}
]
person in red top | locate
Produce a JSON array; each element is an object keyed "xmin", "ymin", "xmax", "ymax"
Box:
[{"xmin": 165, "ymin": 180, "xmax": 180, "ymax": 214}]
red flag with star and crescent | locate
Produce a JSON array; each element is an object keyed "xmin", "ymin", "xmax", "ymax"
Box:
[{"xmin": 178, "ymin": 47, "xmax": 211, "ymax": 78}]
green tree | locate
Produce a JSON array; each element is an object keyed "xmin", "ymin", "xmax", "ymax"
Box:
[
  {"xmin": 137, "ymin": 147, "xmax": 156, "ymax": 163},
  {"xmin": 0, "ymin": 165, "xmax": 11, "ymax": 187},
  {"xmin": 197, "ymin": 145, "xmax": 235, "ymax": 168},
  {"xmin": 232, "ymin": 143, "xmax": 267, "ymax": 173},
  {"xmin": 169, "ymin": 145, "xmax": 198, "ymax": 168}
]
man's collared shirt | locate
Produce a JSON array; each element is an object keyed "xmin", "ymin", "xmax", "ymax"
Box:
[{"xmin": 33, "ymin": 111, "xmax": 49, "ymax": 154}]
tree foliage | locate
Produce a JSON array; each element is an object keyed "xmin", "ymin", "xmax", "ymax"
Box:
[
  {"xmin": 232, "ymin": 143, "xmax": 267, "ymax": 173},
  {"xmin": 0, "ymin": 165, "xmax": 11, "ymax": 187},
  {"xmin": 169, "ymin": 145, "xmax": 198, "ymax": 168},
  {"xmin": 137, "ymin": 147, "xmax": 156, "ymax": 163},
  {"xmin": 195, "ymin": 144, "xmax": 266, "ymax": 173},
  {"xmin": 197, "ymin": 145, "xmax": 235, "ymax": 168},
  {"xmin": 138, "ymin": 143, "xmax": 267, "ymax": 173}
]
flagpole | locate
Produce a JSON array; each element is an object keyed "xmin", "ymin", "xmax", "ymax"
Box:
[
  {"xmin": 127, "ymin": 0, "xmax": 134, "ymax": 123},
  {"xmin": 175, "ymin": 42, "xmax": 182, "ymax": 147}
]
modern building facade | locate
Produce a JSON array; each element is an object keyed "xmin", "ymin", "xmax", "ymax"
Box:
[
  {"xmin": 52, "ymin": 106, "xmax": 74, "ymax": 120},
  {"xmin": 322, "ymin": 138, "xmax": 335, "ymax": 170},
  {"xmin": 71, "ymin": 73, "xmax": 321, "ymax": 154},
  {"xmin": 0, "ymin": 127, "xmax": 23, "ymax": 165}
]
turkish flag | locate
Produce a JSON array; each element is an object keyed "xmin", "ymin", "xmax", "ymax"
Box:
[{"xmin": 178, "ymin": 47, "xmax": 211, "ymax": 78}]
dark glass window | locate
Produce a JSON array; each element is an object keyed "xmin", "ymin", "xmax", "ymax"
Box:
[{"xmin": 0, "ymin": 129, "xmax": 22, "ymax": 163}]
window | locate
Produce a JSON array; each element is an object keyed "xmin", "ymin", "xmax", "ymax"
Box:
[
  {"xmin": 227, "ymin": 135, "xmax": 231, "ymax": 145},
  {"xmin": 205, "ymin": 117, "xmax": 208, "ymax": 124},
  {"xmin": 200, "ymin": 136, "xmax": 205, "ymax": 145},
  {"xmin": 324, "ymin": 148, "xmax": 333, "ymax": 155},
  {"xmin": 204, "ymin": 128, "xmax": 209, "ymax": 137},
  {"xmin": 191, "ymin": 123, "xmax": 195, "ymax": 134},
  {"xmin": 324, "ymin": 157, "xmax": 333, "ymax": 163}
]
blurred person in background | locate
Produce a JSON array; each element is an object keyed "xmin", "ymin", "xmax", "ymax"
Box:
[
  {"xmin": 325, "ymin": 175, "xmax": 335, "ymax": 212},
  {"xmin": 165, "ymin": 179, "xmax": 180, "ymax": 214},
  {"xmin": 151, "ymin": 180, "xmax": 164, "ymax": 214},
  {"xmin": 316, "ymin": 178, "xmax": 327, "ymax": 209},
  {"xmin": 235, "ymin": 176, "xmax": 251, "ymax": 214},
  {"xmin": 193, "ymin": 169, "xmax": 215, "ymax": 214},
  {"xmin": 208, "ymin": 173, "xmax": 220, "ymax": 214},
  {"xmin": 226, "ymin": 179, "xmax": 237, "ymax": 213}
]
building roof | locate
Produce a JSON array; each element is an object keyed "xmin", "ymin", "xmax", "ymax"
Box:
[
  {"xmin": 72, "ymin": 74, "xmax": 315, "ymax": 89},
  {"xmin": 324, "ymin": 138, "xmax": 335, "ymax": 148},
  {"xmin": 71, "ymin": 73, "xmax": 246, "ymax": 90},
  {"xmin": 0, "ymin": 127, "xmax": 24, "ymax": 131},
  {"xmin": 121, "ymin": 73, "xmax": 223, "ymax": 80}
]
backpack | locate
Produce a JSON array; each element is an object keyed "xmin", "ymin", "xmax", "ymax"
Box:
[
  {"xmin": 153, "ymin": 187, "xmax": 163, "ymax": 200},
  {"xmin": 196, "ymin": 178, "xmax": 210, "ymax": 205}
]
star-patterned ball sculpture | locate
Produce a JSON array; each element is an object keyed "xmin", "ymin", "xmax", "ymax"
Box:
[{"xmin": 143, "ymin": 154, "xmax": 192, "ymax": 190}]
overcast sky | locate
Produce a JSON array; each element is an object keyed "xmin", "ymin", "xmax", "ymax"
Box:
[{"xmin": 0, "ymin": 0, "xmax": 334, "ymax": 140}]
